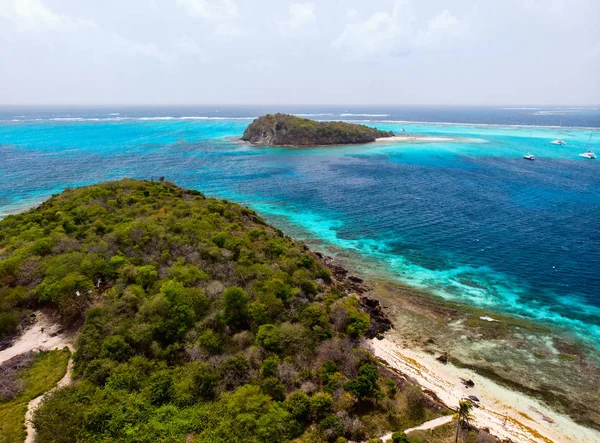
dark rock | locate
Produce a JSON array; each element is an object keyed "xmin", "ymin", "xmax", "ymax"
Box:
[
  {"xmin": 462, "ymin": 378, "xmax": 475, "ymax": 388},
  {"xmin": 468, "ymin": 395, "xmax": 480, "ymax": 402},
  {"xmin": 49, "ymin": 327, "xmax": 64, "ymax": 337},
  {"xmin": 436, "ymin": 352, "xmax": 448, "ymax": 364},
  {"xmin": 361, "ymin": 296, "xmax": 393, "ymax": 339},
  {"xmin": 424, "ymin": 337, "xmax": 436, "ymax": 345},
  {"xmin": 329, "ymin": 264, "xmax": 348, "ymax": 279},
  {"xmin": 348, "ymin": 275, "xmax": 364, "ymax": 284}
]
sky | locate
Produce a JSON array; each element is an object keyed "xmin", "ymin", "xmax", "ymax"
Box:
[{"xmin": 0, "ymin": 0, "xmax": 599, "ymax": 105}]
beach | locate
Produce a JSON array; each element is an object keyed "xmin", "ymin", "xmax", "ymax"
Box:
[
  {"xmin": 370, "ymin": 335, "xmax": 600, "ymax": 442},
  {"xmin": 375, "ymin": 135, "xmax": 457, "ymax": 142}
]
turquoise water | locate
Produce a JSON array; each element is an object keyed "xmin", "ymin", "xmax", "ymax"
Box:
[{"xmin": 1, "ymin": 106, "xmax": 599, "ymax": 348}]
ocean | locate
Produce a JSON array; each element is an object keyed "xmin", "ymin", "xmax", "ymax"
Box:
[{"xmin": 1, "ymin": 105, "xmax": 599, "ymax": 349}]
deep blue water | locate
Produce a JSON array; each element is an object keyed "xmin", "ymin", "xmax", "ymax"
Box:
[{"xmin": 1, "ymin": 106, "xmax": 599, "ymax": 347}]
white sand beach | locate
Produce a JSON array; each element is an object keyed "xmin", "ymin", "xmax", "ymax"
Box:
[
  {"xmin": 370, "ymin": 336, "xmax": 600, "ymax": 443},
  {"xmin": 375, "ymin": 135, "xmax": 456, "ymax": 142}
]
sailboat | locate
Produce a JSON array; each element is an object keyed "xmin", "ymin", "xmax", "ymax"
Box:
[
  {"xmin": 551, "ymin": 118, "xmax": 566, "ymax": 145},
  {"xmin": 523, "ymin": 132, "xmax": 536, "ymax": 160},
  {"xmin": 579, "ymin": 132, "xmax": 596, "ymax": 159}
]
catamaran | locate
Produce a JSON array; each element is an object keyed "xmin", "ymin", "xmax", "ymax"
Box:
[
  {"xmin": 551, "ymin": 119, "xmax": 566, "ymax": 145},
  {"xmin": 579, "ymin": 132, "xmax": 596, "ymax": 159}
]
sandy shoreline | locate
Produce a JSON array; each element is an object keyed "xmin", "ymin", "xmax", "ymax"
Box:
[
  {"xmin": 375, "ymin": 135, "xmax": 456, "ymax": 142},
  {"xmin": 370, "ymin": 335, "xmax": 600, "ymax": 443}
]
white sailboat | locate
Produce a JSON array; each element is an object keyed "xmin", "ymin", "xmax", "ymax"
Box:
[
  {"xmin": 523, "ymin": 132, "xmax": 536, "ymax": 160},
  {"xmin": 551, "ymin": 118, "xmax": 566, "ymax": 145},
  {"xmin": 579, "ymin": 132, "xmax": 596, "ymax": 159}
]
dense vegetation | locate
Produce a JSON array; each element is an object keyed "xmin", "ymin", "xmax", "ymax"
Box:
[
  {"xmin": 0, "ymin": 179, "xmax": 445, "ymax": 442},
  {"xmin": 241, "ymin": 114, "xmax": 395, "ymax": 146},
  {"xmin": 0, "ymin": 349, "xmax": 71, "ymax": 442}
]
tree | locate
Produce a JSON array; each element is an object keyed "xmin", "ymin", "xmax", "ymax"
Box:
[
  {"xmin": 454, "ymin": 400, "xmax": 474, "ymax": 443},
  {"xmin": 391, "ymin": 432, "xmax": 410, "ymax": 443},
  {"xmin": 223, "ymin": 286, "xmax": 249, "ymax": 330},
  {"xmin": 310, "ymin": 392, "xmax": 333, "ymax": 421},
  {"xmin": 255, "ymin": 324, "xmax": 283, "ymax": 352},
  {"xmin": 284, "ymin": 391, "xmax": 311, "ymax": 422}
]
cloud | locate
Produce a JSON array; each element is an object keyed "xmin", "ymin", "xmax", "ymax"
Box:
[
  {"xmin": 176, "ymin": 0, "xmax": 241, "ymax": 36},
  {"xmin": 0, "ymin": 0, "xmax": 95, "ymax": 30},
  {"xmin": 176, "ymin": 0, "xmax": 238, "ymax": 21},
  {"xmin": 279, "ymin": 2, "xmax": 316, "ymax": 34},
  {"xmin": 0, "ymin": 0, "xmax": 176, "ymax": 63},
  {"xmin": 175, "ymin": 36, "xmax": 210, "ymax": 61},
  {"xmin": 333, "ymin": 0, "xmax": 463, "ymax": 60},
  {"xmin": 347, "ymin": 8, "xmax": 359, "ymax": 19},
  {"xmin": 417, "ymin": 9, "xmax": 463, "ymax": 45}
]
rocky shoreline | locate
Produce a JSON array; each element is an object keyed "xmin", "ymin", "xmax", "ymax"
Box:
[{"xmin": 241, "ymin": 113, "xmax": 394, "ymax": 146}]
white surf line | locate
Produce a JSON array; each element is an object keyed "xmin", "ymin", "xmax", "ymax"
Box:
[
  {"xmin": 379, "ymin": 415, "xmax": 454, "ymax": 442},
  {"xmin": 370, "ymin": 336, "xmax": 600, "ymax": 443},
  {"xmin": 24, "ymin": 345, "xmax": 74, "ymax": 443}
]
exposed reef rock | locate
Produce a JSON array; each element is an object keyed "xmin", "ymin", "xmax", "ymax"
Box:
[
  {"xmin": 241, "ymin": 113, "xmax": 395, "ymax": 146},
  {"xmin": 361, "ymin": 296, "xmax": 393, "ymax": 339}
]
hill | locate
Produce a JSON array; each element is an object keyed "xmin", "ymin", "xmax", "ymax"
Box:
[
  {"xmin": 241, "ymin": 114, "xmax": 395, "ymax": 146},
  {"xmin": 0, "ymin": 179, "xmax": 450, "ymax": 442}
]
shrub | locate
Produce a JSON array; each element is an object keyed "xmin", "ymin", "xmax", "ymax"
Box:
[
  {"xmin": 283, "ymin": 391, "xmax": 311, "ymax": 422},
  {"xmin": 310, "ymin": 392, "xmax": 333, "ymax": 421},
  {"xmin": 198, "ymin": 329, "xmax": 222, "ymax": 355},
  {"xmin": 223, "ymin": 286, "xmax": 249, "ymax": 330},
  {"xmin": 391, "ymin": 432, "xmax": 411, "ymax": 443},
  {"xmin": 260, "ymin": 377, "xmax": 285, "ymax": 401},
  {"xmin": 261, "ymin": 356, "xmax": 279, "ymax": 378},
  {"xmin": 255, "ymin": 324, "xmax": 283, "ymax": 352}
]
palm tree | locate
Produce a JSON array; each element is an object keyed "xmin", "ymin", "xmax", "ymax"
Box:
[{"xmin": 454, "ymin": 399, "xmax": 474, "ymax": 443}]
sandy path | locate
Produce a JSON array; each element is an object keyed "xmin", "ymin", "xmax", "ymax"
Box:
[
  {"xmin": 379, "ymin": 415, "xmax": 454, "ymax": 441},
  {"xmin": 371, "ymin": 337, "xmax": 600, "ymax": 443},
  {"xmin": 24, "ymin": 345, "xmax": 74, "ymax": 443},
  {"xmin": 0, "ymin": 314, "xmax": 74, "ymax": 443},
  {"xmin": 0, "ymin": 315, "xmax": 71, "ymax": 366}
]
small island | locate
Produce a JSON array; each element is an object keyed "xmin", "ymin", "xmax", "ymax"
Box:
[{"xmin": 241, "ymin": 113, "xmax": 395, "ymax": 146}]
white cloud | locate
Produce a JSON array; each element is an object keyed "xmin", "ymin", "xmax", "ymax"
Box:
[
  {"xmin": 176, "ymin": 0, "xmax": 241, "ymax": 36},
  {"xmin": 175, "ymin": 36, "xmax": 209, "ymax": 60},
  {"xmin": 279, "ymin": 2, "xmax": 316, "ymax": 34},
  {"xmin": 0, "ymin": 0, "xmax": 176, "ymax": 63},
  {"xmin": 333, "ymin": 0, "xmax": 463, "ymax": 59},
  {"xmin": 176, "ymin": 0, "xmax": 238, "ymax": 22},
  {"xmin": 417, "ymin": 9, "xmax": 463, "ymax": 46},
  {"xmin": 214, "ymin": 22, "xmax": 242, "ymax": 37},
  {"xmin": 0, "ymin": 0, "xmax": 95, "ymax": 30},
  {"xmin": 347, "ymin": 8, "xmax": 359, "ymax": 19}
]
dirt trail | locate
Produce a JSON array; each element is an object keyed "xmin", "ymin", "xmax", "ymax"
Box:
[
  {"xmin": 0, "ymin": 315, "xmax": 71, "ymax": 366},
  {"xmin": 379, "ymin": 415, "xmax": 454, "ymax": 441},
  {"xmin": 0, "ymin": 314, "xmax": 74, "ymax": 443},
  {"xmin": 24, "ymin": 344, "xmax": 74, "ymax": 443}
]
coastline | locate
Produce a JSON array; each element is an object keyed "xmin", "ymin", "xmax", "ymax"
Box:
[
  {"xmin": 3, "ymin": 186, "xmax": 600, "ymax": 442},
  {"xmin": 375, "ymin": 135, "xmax": 457, "ymax": 142},
  {"xmin": 250, "ymin": 206, "xmax": 600, "ymax": 438},
  {"xmin": 369, "ymin": 336, "xmax": 600, "ymax": 443},
  {"xmin": 362, "ymin": 278, "xmax": 600, "ymax": 431}
]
